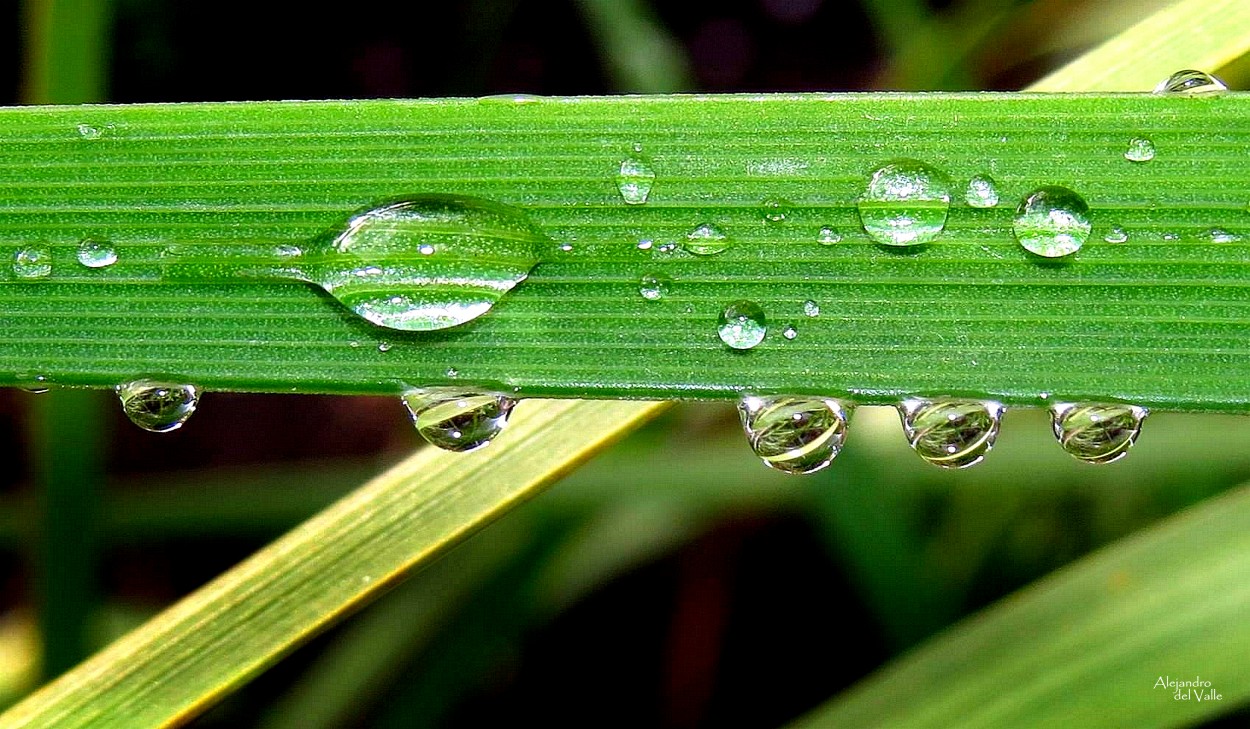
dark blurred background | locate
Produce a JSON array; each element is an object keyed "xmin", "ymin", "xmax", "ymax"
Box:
[{"xmin": 1, "ymin": 1, "xmax": 1249, "ymax": 727}]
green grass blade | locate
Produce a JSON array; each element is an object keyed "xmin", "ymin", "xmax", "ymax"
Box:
[{"xmin": 572, "ymin": 0, "xmax": 693, "ymax": 92}]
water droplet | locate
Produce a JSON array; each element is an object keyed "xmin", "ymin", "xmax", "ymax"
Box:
[
  {"xmin": 1050, "ymin": 402, "xmax": 1147, "ymax": 464},
  {"xmin": 782, "ymin": 325, "xmax": 798, "ymax": 340},
  {"xmin": 282, "ymin": 195, "xmax": 549, "ymax": 332},
  {"xmin": 858, "ymin": 159, "xmax": 951, "ymax": 246},
  {"xmin": 1104, "ymin": 225, "xmax": 1128, "ymax": 244},
  {"xmin": 762, "ymin": 198, "xmax": 790, "ymax": 222},
  {"xmin": 965, "ymin": 174, "xmax": 999, "ymax": 208},
  {"xmin": 1013, "ymin": 186, "xmax": 1091, "ymax": 258},
  {"xmin": 558, "ymin": 243, "xmax": 574, "ymax": 253},
  {"xmin": 616, "ymin": 151, "xmax": 655, "ymax": 205},
  {"xmin": 275, "ymin": 244, "xmax": 302, "ymax": 258},
  {"xmin": 637, "ymin": 239, "xmax": 653, "ymax": 251},
  {"xmin": 13, "ymin": 247, "xmax": 51, "ymax": 278},
  {"xmin": 76, "ymin": 239, "xmax": 117, "ymax": 269},
  {"xmin": 898, "ymin": 397, "xmax": 1004, "ymax": 469},
  {"xmin": 737, "ymin": 395, "xmax": 851, "ymax": 475},
  {"xmin": 657, "ymin": 242, "xmax": 677, "ymax": 253},
  {"xmin": 116, "ymin": 380, "xmax": 200, "ymax": 433},
  {"xmin": 1163, "ymin": 232, "xmax": 1180, "ymax": 241},
  {"xmin": 402, "ymin": 387, "xmax": 516, "ymax": 452},
  {"xmin": 717, "ymin": 300, "xmax": 767, "ymax": 350},
  {"xmin": 76, "ymin": 123, "xmax": 100, "ymax": 139},
  {"xmin": 639, "ymin": 273, "xmax": 671, "ymax": 301},
  {"xmin": 445, "ymin": 367, "xmax": 459, "ymax": 378},
  {"xmin": 1209, "ymin": 228, "xmax": 1240, "ymax": 243},
  {"xmin": 817, "ymin": 227, "xmax": 842, "ymax": 245},
  {"xmin": 685, "ymin": 223, "xmax": 730, "ymax": 256},
  {"xmin": 1154, "ymin": 69, "xmax": 1227, "ymax": 95},
  {"xmin": 1124, "ymin": 137, "xmax": 1156, "ymax": 163},
  {"xmin": 378, "ymin": 341, "xmax": 392, "ymax": 352},
  {"xmin": 19, "ymin": 375, "xmax": 50, "ymax": 394},
  {"xmin": 802, "ymin": 299, "xmax": 820, "ymax": 317}
]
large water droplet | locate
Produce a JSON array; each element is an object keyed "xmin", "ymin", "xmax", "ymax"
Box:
[
  {"xmin": 965, "ymin": 174, "xmax": 1000, "ymax": 208},
  {"xmin": 639, "ymin": 273, "xmax": 671, "ymax": 301},
  {"xmin": 685, "ymin": 223, "xmax": 731, "ymax": 256},
  {"xmin": 117, "ymin": 380, "xmax": 201, "ymax": 433},
  {"xmin": 717, "ymin": 300, "xmax": 767, "ymax": 350},
  {"xmin": 616, "ymin": 151, "xmax": 655, "ymax": 205},
  {"xmin": 1013, "ymin": 186, "xmax": 1091, "ymax": 258},
  {"xmin": 77, "ymin": 239, "xmax": 117, "ymax": 269},
  {"xmin": 13, "ymin": 247, "xmax": 51, "ymax": 278},
  {"xmin": 1124, "ymin": 137, "xmax": 1156, "ymax": 162},
  {"xmin": 858, "ymin": 159, "xmax": 951, "ymax": 246},
  {"xmin": 898, "ymin": 397, "xmax": 1004, "ymax": 469},
  {"xmin": 1050, "ymin": 402, "xmax": 1147, "ymax": 464},
  {"xmin": 762, "ymin": 198, "xmax": 790, "ymax": 222},
  {"xmin": 1154, "ymin": 70, "xmax": 1227, "ymax": 95},
  {"xmin": 737, "ymin": 395, "xmax": 851, "ymax": 475},
  {"xmin": 282, "ymin": 195, "xmax": 548, "ymax": 331},
  {"xmin": 402, "ymin": 387, "xmax": 516, "ymax": 452}
]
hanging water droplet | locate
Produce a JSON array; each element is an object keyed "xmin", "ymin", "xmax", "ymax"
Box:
[
  {"xmin": 616, "ymin": 151, "xmax": 655, "ymax": 205},
  {"xmin": 802, "ymin": 299, "xmax": 820, "ymax": 317},
  {"xmin": 898, "ymin": 397, "xmax": 1004, "ymax": 469},
  {"xmin": 1124, "ymin": 137, "xmax": 1156, "ymax": 162},
  {"xmin": 77, "ymin": 239, "xmax": 117, "ymax": 269},
  {"xmin": 116, "ymin": 380, "xmax": 201, "ymax": 433},
  {"xmin": 965, "ymin": 174, "xmax": 1000, "ymax": 208},
  {"xmin": 1209, "ymin": 228, "xmax": 1240, "ymax": 243},
  {"xmin": 402, "ymin": 387, "xmax": 517, "ymax": 452},
  {"xmin": 19, "ymin": 375, "xmax": 50, "ymax": 394},
  {"xmin": 762, "ymin": 198, "xmax": 790, "ymax": 222},
  {"xmin": 13, "ymin": 247, "xmax": 51, "ymax": 278},
  {"xmin": 1154, "ymin": 70, "xmax": 1227, "ymax": 95},
  {"xmin": 817, "ymin": 227, "xmax": 842, "ymax": 245},
  {"xmin": 639, "ymin": 273, "xmax": 671, "ymax": 301},
  {"xmin": 685, "ymin": 223, "xmax": 731, "ymax": 256},
  {"xmin": 717, "ymin": 300, "xmax": 767, "ymax": 350},
  {"xmin": 858, "ymin": 159, "xmax": 951, "ymax": 246},
  {"xmin": 1050, "ymin": 402, "xmax": 1147, "ymax": 464},
  {"xmin": 1013, "ymin": 186, "xmax": 1091, "ymax": 258},
  {"xmin": 737, "ymin": 395, "xmax": 851, "ymax": 475},
  {"xmin": 1104, "ymin": 225, "xmax": 1128, "ymax": 244},
  {"xmin": 273, "ymin": 195, "xmax": 548, "ymax": 332}
]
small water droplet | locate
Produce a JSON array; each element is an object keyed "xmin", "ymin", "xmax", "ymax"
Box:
[
  {"xmin": 657, "ymin": 242, "xmax": 677, "ymax": 253},
  {"xmin": 802, "ymin": 299, "xmax": 820, "ymax": 317},
  {"xmin": 1209, "ymin": 228, "xmax": 1240, "ymax": 243},
  {"xmin": 737, "ymin": 395, "xmax": 851, "ymax": 475},
  {"xmin": 19, "ymin": 375, "xmax": 50, "ymax": 394},
  {"xmin": 1104, "ymin": 225, "xmax": 1128, "ymax": 243},
  {"xmin": 898, "ymin": 397, "xmax": 1004, "ymax": 469},
  {"xmin": 1050, "ymin": 402, "xmax": 1147, "ymax": 464},
  {"xmin": 639, "ymin": 273, "xmax": 671, "ymax": 301},
  {"xmin": 616, "ymin": 151, "xmax": 655, "ymax": 205},
  {"xmin": 1124, "ymin": 137, "xmax": 1156, "ymax": 162},
  {"xmin": 446, "ymin": 367, "xmax": 459, "ymax": 378},
  {"xmin": 117, "ymin": 380, "xmax": 201, "ymax": 433},
  {"xmin": 402, "ymin": 387, "xmax": 517, "ymax": 452},
  {"xmin": 858, "ymin": 159, "xmax": 951, "ymax": 246},
  {"xmin": 637, "ymin": 239, "xmax": 653, "ymax": 251},
  {"xmin": 762, "ymin": 198, "xmax": 790, "ymax": 222},
  {"xmin": 558, "ymin": 243, "xmax": 574, "ymax": 253},
  {"xmin": 1013, "ymin": 186, "xmax": 1091, "ymax": 258},
  {"xmin": 281, "ymin": 195, "xmax": 549, "ymax": 332},
  {"xmin": 349, "ymin": 340, "xmax": 361, "ymax": 348},
  {"xmin": 418, "ymin": 244, "xmax": 435, "ymax": 255},
  {"xmin": 782, "ymin": 325, "xmax": 798, "ymax": 340},
  {"xmin": 685, "ymin": 223, "xmax": 731, "ymax": 256},
  {"xmin": 275, "ymin": 244, "xmax": 302, "ymax": 258},
  {"xmin": 1154, "ymin": 69, "xmax": 1227, "ymax": 95},
  {"xmin": 717, "ymin": 300, "xmax": 767, "ymax": 350},
  {"xmin": 378, "ymin": 341, "xmax": 392, "ymax": 352},
  {"xmin": 13, "ymin": 247, "xmax": 51, "ymax": 278},
  {"xmin": 965, "ymin": 174, "xmax": 999, "ymax": 208},
  {"xmin": 76, "ymin": 239, "xmax": 117, "ymax": 269},
  {"xmin": 1163, "ymin": 232, "xmax": 1179, "ymax": 241},
  {"xmin": 76, "ymin": 123, "xmax": 100, "ymax": 139},
  {"xmin": 817, "ymin": 227, "xmax": 842, "ymax": 245}
]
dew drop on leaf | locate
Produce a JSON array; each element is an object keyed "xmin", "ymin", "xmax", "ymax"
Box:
[
  {"xmin": 1124, "ymin": 137, "xmax": 1156, "ymax": 162},
  {"xmin": 965, "ymin": 174, "xmax": 1000, "ymax": 208},
  {"xmin": 738, "ymin": 395, "xmax": 851, "ymax": 475},
  {"xmin": 13, "ymin": 247, "xmax": 51, "ymax": 279},
  {"xmin": 898, "ymin": 397, "xmax": 1003, "ymax": 469},
  {"xmin": 717, "ymin": 300, "xmax": 767, "ymax": 350},
  {"xmin": 402, "ymin": 387, "xmax": 517, "ymax": 452},
  {"xmin": 858, "ymin": 159, "xmax": 951, "ymax": 246},
  {"xmin": 762, "ymin": 198, "xmax": 790, "ymax": 222},
  {"xmin": 817, "ymin": 227, "xmax": 842, "ymax": 245},
  {"xmin": 1013, "ymin": 186, "xmax": 1091, "ymax": 258},
  {"xmin": 685, "ymin": 223, "xmax": 731, "ymax": 256},
  {"xmin": 639, "ymin": 273, "xmax": 671, "ymax": 301},
  {"xmin": 77, "ymin": 239, "xmax": 118, "ymax": 269},
  {"xmin": 1154, "ymin": 69, "xmax": 1227, "ymax": 95},
  {"xmin": 1050, "ymin": 402, "xmax": 1147, "ymax": 464},
  {"xmin": 616, "ymin": 150, "xmax": 655, "ymax": 205},
  {"xmin": 117, "ymin": 380, "xmax": 201, "ymax": 433}
]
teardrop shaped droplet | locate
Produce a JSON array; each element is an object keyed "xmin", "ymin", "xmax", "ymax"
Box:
[
  {"xmin": 402, "ymin": 387, "xmax": 517, "ymax": 452},
  {"xmin": 858, "ymin": 159, "xmax": 951, "ymax": 246},
  {"xmin": 639, "ymin": 272, "xmax": 671, "ymax": 301},
  {"xmin": 117, "ymin": 380, "xmax": 201, "ymax": 433},
  {"xmin": 1050, "ymin": 402, "xmax": 1147, "ymax": 464},
  {"xmin": 738, "ymin": 395, "xmax": 851, "ymax": 475},
  {"xmin": 898, "ymin": 397, "xmax": 1004, "ymax": 469},
  {"xmin": 717, "ymin": 300, "xmax": 767, "ymax": 350},
  {"xmin": 280, "ymin": 195, "xmax": 549, "ymax": 331},
  {"xmin": 1124, "ymin": 137, "xmax": 1156, "ymax": 162},
  {"xmin": 616, "ymin": 152, "xmax": 655, "ymax": 205},
  {"xmin": 685, "ymin": 223, "xmax": 731, "ymax": 256},
  {"xmin": 1154, "ymin": 70, "xmax": 1227, "ymax": 95},
  {"xmin": 77, "ymin": 238, "xmax": 118, "ymax": 268},
  {"xmin": 965, "ymin": 174, "xmax": 1000, "ymax": 208},
  {"xmin": 13, "ymin": 247, "xmax": 51, "ymax": 278},
  {"xmin": 1013, "ymin": 186, "xmax": 1091, "ymax": 258}
]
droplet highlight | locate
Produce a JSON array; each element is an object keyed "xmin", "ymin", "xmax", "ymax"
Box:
[
  {"xmin": 1154, "ymin": 70, "xmax": 1227, "ymax": 95},
  {"xmin": 965, "ymin": 174, "xmax": 1000, "ymax": 208},
  {"xmin": 402, "ymin": 387, "xmax": 517, "ymax": 452},
  {"xmin": 116, "ymin": 380, "xmax": 201, "ymax": 433},
  {"xmin": 737, "ymin": 395, "xmax": 851, "ymax": 475},
  {"xmin": 858, "ymin": 159, "xmax": 951, "ymax": 246},
  {"xmin": 1050, "ymin": 402, "xmax": 1147, "ymax": 464},
  {"xmin": 717, "ymin": 300, "xmax": 767, "ymax": 350},
  {"xmin": 685, "ymin": 223, "xmax": 731, "ymax": 256},
  {"xmin": 1013, "ymin": 186, "xmax": 1091, "ymax": 258},
  {"xmin": 898, "ymin": 397, "xmax": 1004, "ymax": 469},
  {"xmin": 616, "ymin": 151, "xmax": 655, "ymax": 205},
  {"xmin": 77, "ymin": 239, "xmax": 117, "ymax": 269},
  {"xmin": 13, "ymin": 247, "xmax": 51, "ymax": 278},
  {"xmin": 639, "ymin": 273, "xmax": 671, "ymax": 301}
]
